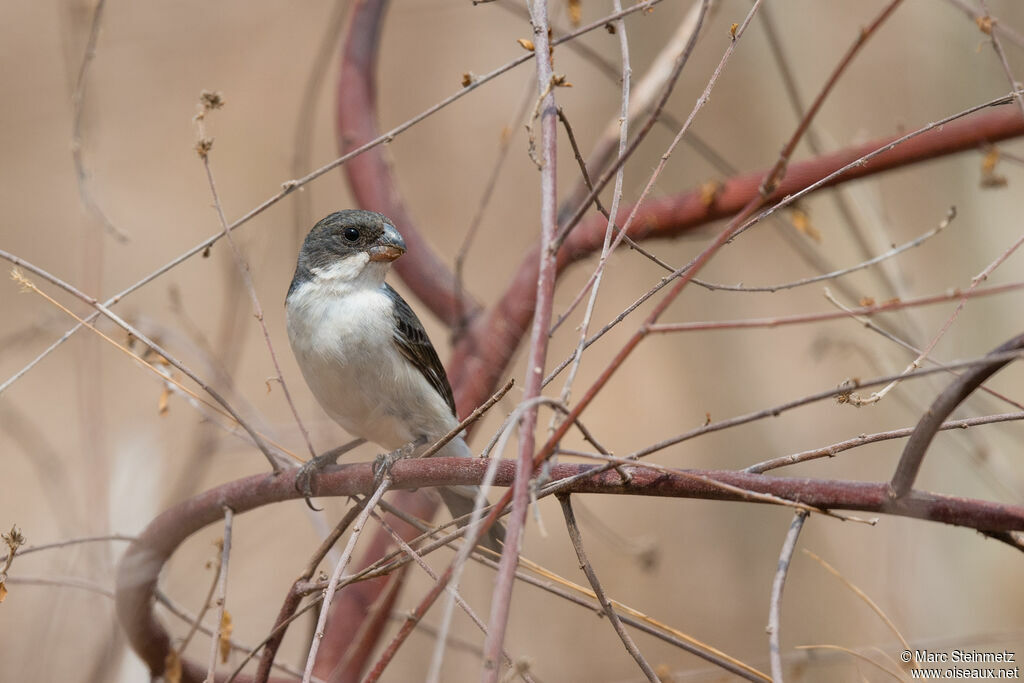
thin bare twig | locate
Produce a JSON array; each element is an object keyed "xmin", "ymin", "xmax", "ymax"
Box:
[
  {"xmin": 418, "ymin": 378, "xmax": 515, "ymax": 460},
  {"xmin": 793, "ymin": 645, "xmax": 904, "ymax": 681},
  {"xmin": 548, "ymin": 0, "xmax": 712, "ymax": 263},
  {"xmin": 942, "ymin": 0, "xmax": 1024, "ymax": 49},
  {"xmin": 195, "ymin": 96, "xmax": 318, "ymax": 462},
  {"xmin": 70, "ymin": 0, "xmax": 129, "ymax": 243},
  {"xmin": 483, "ymin": 0, "xmax": 561, "ymax": 675},
  {"xmin": 801, "ymin": 550, "xmax": 912, "ymax": 656},
  {"xmin": 827, "ymin": 199, "xmax": 1024, "ymax": 407},
  {"xmin": 6, "ymin": 263, "xmax": 290, "ymax": 471},
  {"xmin": 453, "ymin": 79, "xmax": 536, "ymax": 337},
  {"xmin": 205, "ymin": 507, "xmax": 233, "ymax": 683},
  {"xmin": 227, "ymin": 600, "xmax": 325, "ymax": 683},
  {"xmin": 768, "ymin": 511, "xmax": 807, "ymax": 683},
  {"xmin": 760, "ymin": 0, "xmax": 906, "ymax": 197},
  {"xmin": 555, "ymin": 0, "xmax": 715, "ymax": 225},
  {"xmin": 979, "ymin": 0, "xmax": 1024, "ymax": 119},
  {"xmin": 557, "ymin": 0, "xmax": 632, "ymax": 408},
  {"xmin": 0, "ymin": 533, "xmax": 133, "ymax": 564},
  {"xmin": 556, "ymin": 107, "xmax": 678, "ymax": 276},
  {"xmin": 647, "ymin": 280, "xmax": 1024, "ymax": 333},
  {"xmin": 290, "ymin": 0, "xmax": 348, "ymax": 237},
  {"xmin": 625, "ymin": 347, "xmax": 1024, "ymax": 463},
  {"xmin": 760, "ymin": 0, "xmax": 904, "ymax": 302},
  {"xmin": 301, "ymin": 476, "xmax": 391, "ymax": 683},
  {"xmin": 746, "ymin": 411, "xmax": 1024, "ymax": 474},
  {"xmin": 697, "ymin": 206, "xmax": 955, "ymax": 293},
  {"xmin": 558, "ymin": 494, "xmax": 659, "ymax": 682},
  {"xmin": 154, "ymin": 594, "xmax": 310, "ymax": 682},
  {"xmin": 178, "ymin": 537, "xmax": 225, "ymax": 657},
  {"xmin": 7, "ymin": 574, "xmax": 113, "ymax": 598},
  {"xmin": 820, "ymin": 287, "xmax": 1024, "ymax": 412}
]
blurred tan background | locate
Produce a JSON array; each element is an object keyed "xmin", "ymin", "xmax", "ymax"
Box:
[{"xmin": 2, "ymin": 0, "xmax": 1023, "ymax": 680}]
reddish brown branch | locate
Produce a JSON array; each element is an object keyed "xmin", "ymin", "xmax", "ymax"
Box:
[
  {"xmin": 114, "ymin": 458, "xmax": 1024, "ymax": 680},
  {"xmin": 483, "ymin": 1, "xmax": 561, "ymax": 674},
  {"xmin": 450, "ymin": 104, "xmax": 1024, "ymax": 413}
]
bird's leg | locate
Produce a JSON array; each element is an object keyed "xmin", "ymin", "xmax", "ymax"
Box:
[
  {"xmin": 295, "ymin": 438, "xmax": 367, "ymax": 507},
  {"xmin": 372, "ymin": 437, "xmax": 426, "ymax": 487}
]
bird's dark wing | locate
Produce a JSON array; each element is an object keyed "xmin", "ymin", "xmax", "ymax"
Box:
[{"xmin": 383, "ymin": 283, "xmax": 457, "ymax": 417}]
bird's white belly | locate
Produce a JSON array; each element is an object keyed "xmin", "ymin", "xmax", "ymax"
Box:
[{"xmin": 286, "ymin": 283, "xmax": 457, "ymax": 450}]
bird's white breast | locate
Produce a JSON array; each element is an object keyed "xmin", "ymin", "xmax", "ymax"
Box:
[{"xmin": 286, "ymin": 273, "xmax": 458, "ymax": 451}]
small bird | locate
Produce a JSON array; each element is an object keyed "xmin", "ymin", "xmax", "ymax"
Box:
[{"xmin": 285, "ymin": 210, "xmax": 504, "ymax": 551}]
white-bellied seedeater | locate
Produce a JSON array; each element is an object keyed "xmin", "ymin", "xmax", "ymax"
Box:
[{"xmin": 285, "ymin": 210, "xmax": 504, "ymax": 551}]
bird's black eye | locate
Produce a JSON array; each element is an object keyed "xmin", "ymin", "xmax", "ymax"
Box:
[{"xmin": 342, "ymin": 227, "xmax": 360, "ymax": 242}]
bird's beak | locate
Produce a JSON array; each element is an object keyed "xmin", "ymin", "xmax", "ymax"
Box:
[{"xmin": 368, "ymin": 223, "xmax": 407, "ymax": 262}]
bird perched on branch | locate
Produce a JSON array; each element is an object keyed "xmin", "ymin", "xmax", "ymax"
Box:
[{"xmin": 285, "ymin": 209, "xmax": 504, "ymax": 551}]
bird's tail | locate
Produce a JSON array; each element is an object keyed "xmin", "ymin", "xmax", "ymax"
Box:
[{"xmin": 438, "ymin": 485, "xmax": 506, "ymax": 554}]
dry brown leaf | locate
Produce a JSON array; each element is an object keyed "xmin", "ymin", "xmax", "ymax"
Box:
[
  {"xmin": 858, "ymin": 297, "xmax": 875, "ymax": 307},
  {"xmin": 791, "ymin": 206, "xmax": 822, "ymax": 243},
  {"xmin": 568, "ymin": 0, "xmax": 582, "ymax": 27},
  {"xmin": 219, "ymin": 611, "xmax": 233, "ymax": 662},
  {"xmin": 981, "ymin": 147, "xmax": 999, "ymax": 174},
  {"xmin": 158, "ymin": 387, "xmax": 170, "ymax": 415},
  {"xmin": 165, "ymin": 650, "xmax": 182, "ymax": 683},
  {"xmin": 698, "ymin": 180, "xmax": 721, "ymax": 207},
  {"xmin": 980, "ymin": 147, "xmax": 1008, "ymax": 188},
  {"xmin": 976, "ymin": 14, "xmax": 994, "ymax": 35}
]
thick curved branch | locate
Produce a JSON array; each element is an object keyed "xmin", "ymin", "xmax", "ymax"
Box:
[
  {"xmin": 889, "ymin": 331, "xmax": 1024, "ymax": 498},
  {"xmin": 336, "ymin": 0, "xmax": 479, "ymax": 327},
  {"xmin": 114, "ymin": 458, "xmax": 1024, "ymax": 680},
  {"xmin": 450, "ymin": 105, "xmax": 1024, "ymax": 414}
]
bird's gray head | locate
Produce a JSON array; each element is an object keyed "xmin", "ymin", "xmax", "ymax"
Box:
[{"xmin": 288, "ymin": 210, "xmax": 406, "ymax": 297}]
